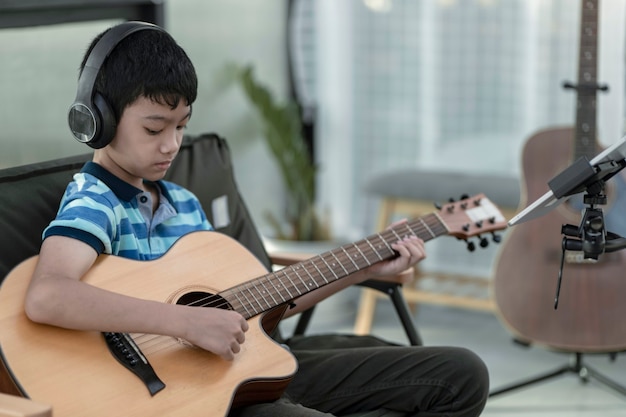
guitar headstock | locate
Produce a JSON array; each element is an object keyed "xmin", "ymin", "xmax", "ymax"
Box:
[{"xmin": 438, "ymin": 193, "xmax": 508, "ymax": 242}]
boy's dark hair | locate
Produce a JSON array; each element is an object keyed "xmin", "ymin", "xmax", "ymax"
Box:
[{"xmin": 80, "ymin": 26, "xmax": 198, "ymax": 123}]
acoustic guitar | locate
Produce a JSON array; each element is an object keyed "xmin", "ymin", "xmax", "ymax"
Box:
[
  {"xmin": 493, "ymin": 0, "xmax": 626, "ymax": 352},
  {"xmin": 0, "ymin": 194, "xmax": 505, "ymax": 416}
]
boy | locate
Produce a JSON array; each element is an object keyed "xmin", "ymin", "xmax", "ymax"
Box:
[{"xmin": 25, "ymin": 21, "xmax": 489, "ymax": 416}]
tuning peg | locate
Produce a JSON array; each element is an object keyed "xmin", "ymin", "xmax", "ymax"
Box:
[
  {"xmin": 492, "ymin": 232, "xmax": 502, "ymax": 243},
  {"xmin": 460, "ymin": 194, "xmax": 469, "ymax": 200},
  {"xmin": 466, "ymin": 240, "xmax": 476, "ymax": 252},
  {"xmin": 434, "ymin": 202, "xmax": 442, "ymax": 210},
  {"xmin": 479, "ymin": 236, "xmax": 489, "ymax": 248}
]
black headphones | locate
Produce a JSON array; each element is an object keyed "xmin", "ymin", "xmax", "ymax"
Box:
[{"xmin": 68, "ymin": 21, "xmax": 165, "ymax": 149}]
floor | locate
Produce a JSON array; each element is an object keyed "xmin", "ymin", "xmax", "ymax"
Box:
[{"xmin": 278, "ymin": 286, "xmax": 626, "ymax": 416}]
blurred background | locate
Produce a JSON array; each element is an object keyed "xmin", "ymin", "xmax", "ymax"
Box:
[{"xmin": 2, "ymin": 0, "xmax": 625, "ymax": 243}]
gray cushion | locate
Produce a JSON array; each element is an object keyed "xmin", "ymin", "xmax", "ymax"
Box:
[{"xmin": 366, "ymin": 169, "xmax": 520, "ymax": 210}]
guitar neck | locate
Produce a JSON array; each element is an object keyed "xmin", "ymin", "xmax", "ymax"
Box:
[
  {"xmin": 219, "ymin": 213, "xmax": 446, "ymax": 319},
  {"xmin": 573, "ymin": 0, "xmax": 600, "ymax": 160}
]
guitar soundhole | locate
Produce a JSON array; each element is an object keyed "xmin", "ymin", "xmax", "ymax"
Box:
[{"xmin": 176, "ymin": 291, "xmax": 232, "ymax": 310}]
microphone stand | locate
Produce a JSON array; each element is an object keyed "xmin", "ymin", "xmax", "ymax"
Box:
[{"xmin": 550, "ymin": 157, "xmax": 626, "ymax": 308}]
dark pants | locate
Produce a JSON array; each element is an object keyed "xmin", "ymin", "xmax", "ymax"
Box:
[{"xmin": 231, "ymin": 334, "xmax": 489, "ymax": 417}]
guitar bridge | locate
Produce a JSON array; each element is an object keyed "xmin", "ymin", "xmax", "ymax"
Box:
[{"xmin": 103, "ymin": 332, "xmax": 166, "ymax": 396}]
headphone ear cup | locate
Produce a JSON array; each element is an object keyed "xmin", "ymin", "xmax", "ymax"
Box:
[{"xmin": 88, "ymin": 92, "xmax": 117, "ymax": 149}]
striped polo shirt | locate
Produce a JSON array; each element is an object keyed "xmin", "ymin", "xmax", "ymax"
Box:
[{"xmin": 43, "ymin": 162, "xmax": 213, "ymax": 260}]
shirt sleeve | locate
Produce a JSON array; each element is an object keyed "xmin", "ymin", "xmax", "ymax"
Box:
[{"xmin": 43, "ymin": 179, "xmax": 118, "ymax": 254}]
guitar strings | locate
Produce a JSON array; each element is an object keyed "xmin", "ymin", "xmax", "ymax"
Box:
[
  {"xmin": 169, "ymin": 215, "xmax": 445, "ymax": 318},
  {"xmin": 122, "ymin": 203, "xmax": 485, "ymax": 352},
  {"xmin": 123, "ymin": 213, "xmax": 452, "ymax": 352}
]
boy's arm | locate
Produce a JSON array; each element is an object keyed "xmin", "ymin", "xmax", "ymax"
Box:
[{"xmin": 24, "ymin": 236, "xmax": 249, "ymax": 361}]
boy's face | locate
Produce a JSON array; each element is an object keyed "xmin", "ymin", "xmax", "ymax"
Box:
[{"xmin": 94, "ymin": 96, "xmax": 191, "ymax": 188}]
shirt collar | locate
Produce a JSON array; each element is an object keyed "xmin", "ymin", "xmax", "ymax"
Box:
[{"xmin": 81, "ymin": 162, "xmax": 175, "ymax": 204}]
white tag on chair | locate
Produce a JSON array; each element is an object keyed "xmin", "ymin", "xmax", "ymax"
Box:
[{"xmin": 211, "ymin": 195, "xmax": 230, "ymax": 229}]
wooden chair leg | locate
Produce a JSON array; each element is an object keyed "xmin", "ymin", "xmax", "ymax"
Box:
[{"xmin": 353, "ymin": 288, "xmax": 379, "ymax": 335}]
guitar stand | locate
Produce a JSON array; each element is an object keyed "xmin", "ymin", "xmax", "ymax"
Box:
[{"xmin": 489, "ymin": 351, "xmax": 626, "ymax": 398}]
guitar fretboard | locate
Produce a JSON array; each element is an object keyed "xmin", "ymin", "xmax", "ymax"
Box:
[
  {"xmin": 574, "ymin": 0, "xmax": 599, "ymax": 161},
  {"xmin": 221, "ymin": 213, "xmax": 447, "ymax": 319}
]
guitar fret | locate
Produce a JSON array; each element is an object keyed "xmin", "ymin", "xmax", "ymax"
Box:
[
  {"xmin": 334, "ymin": 249, "xmax": 356, "ymax": 274},
  {"xmin": 302, "ymin": 265, "xmax": 321, "ymax": 289},
  {"xmin": 355, "ymin": 245, "xmax": 372, "ymax": 269},
  {"xmin": 431, "ymin": 213, "xmax": 449, "ymax": 237},
  {"xmin": 411, "ymin": 215, "xmax": 438, "ymax": 241},
  {"xmin": 364, "ymin": 237, "xmax": 384, "ymax": 261},
  {"xmin": 292, "ymin": 265, "xmax": 316, "ymax": 291},
  {"xmin": 288, "ymin": 265, "xmax": 309, "ymax": 292},
  {"xmin": 246, "ymin": 284, "xmax": 270, "ymax": 312},
  {"xmin": 300, "ymin": 262, "xmax": 319, "ymax": 287},
  {"xmin": 265, "ymin": 274, "xmax": 288, "ymax": 303},
  {"xmin": 352, "ymin": 243, "xmax": 371, "ymax": 266},
  {"xmin": 401, "ymin": 222, "xmax": 416, "ymax": 238},
  {"xmin": 319, "ymin": 255, "xmax": 340, "ymax": 279},
  {"xmin": 232, "ymin": 292, "xmax": 253, "ymax": 317},
  {"xmin": 309, "ymin": 258, "xmax": 330, "ymax": 285},
  {"xmin": 418, "ymin": 218, "xmax": 436, "ymax": 239},
  {"xmin": 258, "ymin": 278, "xmax": 279, "ymax": 306},
  {"xmin": 241, "ymin": 286, "xmax": 259, "ymax": 312},
  {"xmin": 389, "ymin": 228, "xmax": 402, "ymax": 241},
  {"xmin": 355, "ymin": 242, "xmax": 376, "ymax": 266},
  {"xmin": 281, "ymin": 269, "xmax": 303, "ymax": 296},
  {"xmin": 330, "ymin": 250, "xmax": 351, "ymax": 274},
  {"xmin": 374, "ymin": 232, "xmax": 394, "ymax": 254},
  {"xmin": 275, "ymin": 270, "xmax": 296, "ymax": 299},
  {"xmin": 226, "ymin": 293, "xmax": 240, "ymax": 312},
  {"xmin": 340, "ymin": 247, "xmax": 360, "ymax": 270},
  {"xmin": 240, "ymin": 287, "xmax": 260, "ymax": 315}
]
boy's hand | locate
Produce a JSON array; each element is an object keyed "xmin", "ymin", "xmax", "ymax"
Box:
[
  {"xmin": 180, "ymin": 307, "xmax": 249, "ymax": 361},
  {"xmin": 364, "ymin": 220, "xmax": 426, "ymax": 280},
  {"xmin": 366, "ymin": 235, "xmax": 426, "ymax": 280}
]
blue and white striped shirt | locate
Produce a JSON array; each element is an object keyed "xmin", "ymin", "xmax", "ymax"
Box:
[{"xmin": 44, "ymin": 162, "xmax": 212, "ymax": 260}]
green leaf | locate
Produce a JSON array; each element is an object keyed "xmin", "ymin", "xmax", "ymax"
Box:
[{"xmin": 235, "ymin": 64, "xmax": 326, "ymax": 241}]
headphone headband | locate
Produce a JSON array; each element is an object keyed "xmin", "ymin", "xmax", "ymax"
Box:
[{"xmin": 68, "ymin": 21, "xmax": 165, "ymax": 149}]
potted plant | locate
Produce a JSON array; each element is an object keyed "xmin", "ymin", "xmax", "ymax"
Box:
[{"xmin": 236, "ymin": 64, "xmax": 330, "ymax": 242}]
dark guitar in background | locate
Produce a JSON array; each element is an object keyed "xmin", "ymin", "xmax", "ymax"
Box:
[{"xmin": 493, "ymin": 0, "xmax": 626, "ymax": 352}]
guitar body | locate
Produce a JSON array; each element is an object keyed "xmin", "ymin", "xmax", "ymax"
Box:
[
  {"xmin": 0, "ymin": 232, "xmax": 297, "ymax": 417},
  {"xmin": 494, "ymin": 126, "xmax": 626, "ymax": 352}
]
